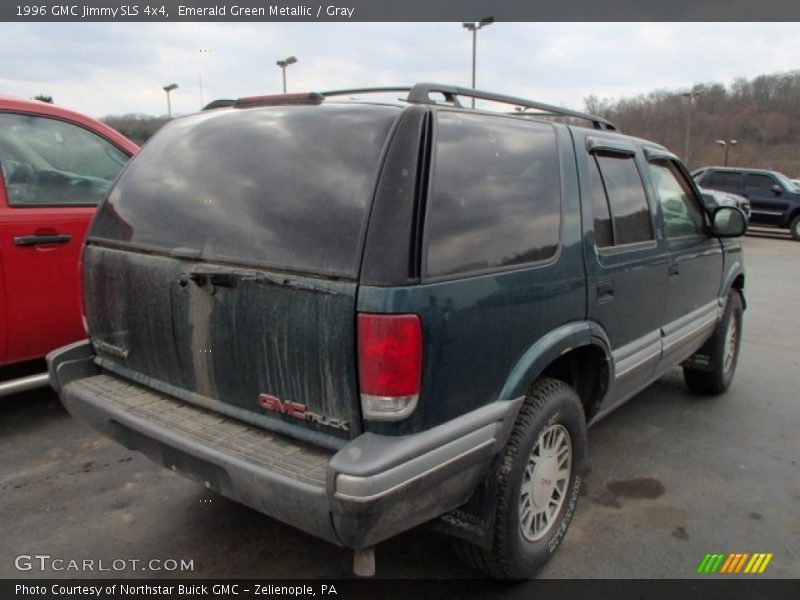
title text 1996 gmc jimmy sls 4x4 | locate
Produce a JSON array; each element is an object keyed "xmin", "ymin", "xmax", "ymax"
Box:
[{"xmin": 48, "ymin": 84, "xmax": 747, "ymax": 579}]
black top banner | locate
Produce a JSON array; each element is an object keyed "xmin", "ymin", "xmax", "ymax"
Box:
[{"xmin": 3, "ymin": 0, "xmax": 800, "ymax": 22}]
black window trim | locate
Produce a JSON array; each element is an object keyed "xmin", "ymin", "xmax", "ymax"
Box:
[
  {"xmin": 351, "ymin": 107, "xmax": 407, "ymax": 280},
  {"xmin": 586, "ymin": 136, "xmax": 636, "ymax": 156},
  {"xmin": 589, "ymin": 153, "xmax": 617, "ymax": 249},
  {"xmin": 408, "ymin": 111, "xmax": 433, "ymax": 281},
  {"xmin": 0, "ymin": 109, "xmax": 134, "ymax": 209},
  {"xmin": 420, "ymin": 108, "xmax": 564, "ymax": 283},
  {"xmin": 642, "ymin": 146, "xmax": 675, "ymax": 162}
]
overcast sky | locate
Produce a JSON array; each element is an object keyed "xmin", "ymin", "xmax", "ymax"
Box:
[{"xmin": 1, "ymin": 22, "xmax": 798, "ymax": 118}]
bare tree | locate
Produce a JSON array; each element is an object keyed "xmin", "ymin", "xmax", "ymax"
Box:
[{"xmin": 584, "ymin": 70, "xmax": 800, "ymax": 175}]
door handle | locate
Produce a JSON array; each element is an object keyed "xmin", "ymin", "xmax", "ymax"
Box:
[
  {"xmin": 14, "ymin": 234, "xmax": 72, "ymax": 246},
  {"xmin": 597, "ymin": 279, "xmax": 614, "ymax": 301},
  {"xmin": 668, "ymin": 263, "xmax": 680, "ymax": 277}
]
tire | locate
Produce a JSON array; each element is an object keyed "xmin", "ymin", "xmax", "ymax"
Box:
[
  {"xmin": 683, "ymin": 291, "xmax": 743, "ymax": 395},
  {"xmin": 453, "ymin": 378, "xmax": 587, "ymax": 579},
  {"xmin": 790, "ymin": 214, "xmax": 800, "ymax": 241}
]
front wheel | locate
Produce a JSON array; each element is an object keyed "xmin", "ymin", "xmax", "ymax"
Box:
[
  {"xmin": 454, "ymin": 378, "xmax": 587, "ymax": 579},
  {"xmin": 684, "ymin": 291, "xmax": 743, "ymax": 395}
]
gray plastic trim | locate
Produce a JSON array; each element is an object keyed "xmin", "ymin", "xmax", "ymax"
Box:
[{"xmin": 335, "ymin": 424, "xmax": 498, "ymax": 501}]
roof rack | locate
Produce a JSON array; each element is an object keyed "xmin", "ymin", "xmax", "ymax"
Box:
[
  {"xmin": 320, "ymin": 87, "xmax": 413, "ymax": 99},
  {"xmin": 319, "ymin": 83, "xmax": 617, "ymax": 131}
]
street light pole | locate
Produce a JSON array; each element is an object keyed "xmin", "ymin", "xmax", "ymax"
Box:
[
  {"xmin": 471, "ymin": 26, "xmax": 476, "ymax": 97},
  {"xmin": 682, "ymin": 88, "xmax": 701, "ymax": 167},
  {"xmin": 715, "ymin": 139, "xmax": 738, "ymax": 167},
  {"xmin": 462, "ymin": 17, "xmax": 494, "ymax": 109},
  {"xmin": 276, "ymin": 56, "xmax": 298, "ymax": 93},
  {"xmin": 163, "ymin": 83, "xmax": 178, "ymax": 118}
]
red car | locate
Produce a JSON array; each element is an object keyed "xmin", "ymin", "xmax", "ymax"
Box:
[{"xmin": 0, "ymin": 95, "xmax": 138, "ymax": 395}]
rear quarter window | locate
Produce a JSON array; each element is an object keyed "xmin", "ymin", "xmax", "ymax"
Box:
[{"xmin": 424, "ymin": 112, "xmax": 561, "ymax": 278}]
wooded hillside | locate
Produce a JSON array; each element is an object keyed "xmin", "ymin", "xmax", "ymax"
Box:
[
  {"xmin": 101, "ymin": 114, "xmax": 169, "ymax": 145},
  {"xmin": 584, "ymin": 71, "xmax": 800, "ymax": 176}
]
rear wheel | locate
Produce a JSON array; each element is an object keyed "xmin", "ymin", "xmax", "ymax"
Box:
[
  {"xmin": 790, "ymin": 214, "xmax": 800, "ymax": 241},
  {"xmin": 454, "ymin": 378, "xmax": 586, "ymax": 579},
  {"xmin": 683, "ymin": 291, "xmax": 743, "ymax": 395}
]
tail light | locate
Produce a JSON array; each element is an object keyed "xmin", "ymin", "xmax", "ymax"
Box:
[
  {"xmin": 234, "ymin": 92, "xmax": 324, "ymax": 108},
  {"xmin": 357, "ymin": 313, "xmax": 422, "ymax": 421}
]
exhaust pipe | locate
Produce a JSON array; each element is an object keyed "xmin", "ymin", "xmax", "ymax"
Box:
[
  {"xmin": 353, "ymin": 547, "xmax": 375, "ymax": 577},
  {"xmin": 0, "ymin": 373, "xmax": 51, "ymax": 397}
]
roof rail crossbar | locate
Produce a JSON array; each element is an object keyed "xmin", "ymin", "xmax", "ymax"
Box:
[
  {"xmin": 319, "ymin": 83, "xmax": 617, "ymax": 131},
  {"xmin": 320, "ymin": 87, "xmax": 413, "ymax": 99},
  {"xmin": 409, "ymin": 83, "xmax": 617, "ymax": 131},
  {"xmin": 322, "ymin": 86, "xmax": 465, "ymax": 107}
]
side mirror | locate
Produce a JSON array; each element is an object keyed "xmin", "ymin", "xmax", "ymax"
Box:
[
  {"xmin": 711, "ymin": 206, "xmax": 747, "ymax": 238},
  {"xmin": 771, "ymin": 184, "xmax": 782, "ymax": 196}
]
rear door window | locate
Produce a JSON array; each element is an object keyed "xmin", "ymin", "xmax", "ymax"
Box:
[
  {"xmin": 424, "ymin": 112, "xmax": 561, "ymax": 278},
  {"xmin": 706, "ymin": 171, "xmax": 743, "ymax": 191},
  {"xmin": 744, "ymin": 173, "xmax": 776, "ymax": 191},
  {"xmin": 89, "ymin": 105, "xmax": 399, "ymax": 278},
  {"xmin": 593, "ymin": 153, "xmax": 653, "ymax": 246}
]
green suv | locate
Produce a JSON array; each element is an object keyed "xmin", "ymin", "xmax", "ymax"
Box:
[{"xmin": 48, "ymin": 84, "xmax": 747, "ymax": 578}]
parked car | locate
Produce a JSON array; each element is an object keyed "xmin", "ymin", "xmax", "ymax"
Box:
[
  {"xmin": 693, "ymin": 166, "xmax": 800, "ymax": 240},
  {"xmin": 0, "ymin": 95, "xmax": 137, "ymax": 395},
  {"xmin": 48, "ymin": 84, "xmax": 747, "ymax": 579},
  {"xmin": 696, "ymin": 185, "xmax": 751, "ymax": 220}
]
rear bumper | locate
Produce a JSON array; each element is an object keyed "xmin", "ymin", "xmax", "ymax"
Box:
[{"xmin": 48, "ymin": 340, "xmax": 522, "ymax": 549}]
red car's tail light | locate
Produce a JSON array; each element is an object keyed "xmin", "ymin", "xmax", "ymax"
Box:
[{"xmin": 357, "ymin": 313, "xmax": 422, "ymax": 421}]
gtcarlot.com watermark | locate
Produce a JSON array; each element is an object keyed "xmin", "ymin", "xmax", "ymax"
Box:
[{"xmin": 14, "ymin": 554, "xmax": 194, "ymax": 573}]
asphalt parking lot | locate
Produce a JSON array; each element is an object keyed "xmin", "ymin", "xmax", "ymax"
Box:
[{"xmin": 1, "ymin": 233, "xmax": 798, "ymax": 580}]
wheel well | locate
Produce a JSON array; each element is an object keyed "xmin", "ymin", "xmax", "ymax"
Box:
[
  {"xmin": 731, "ymin": 273, "xmax": 746, "ymax": 308},
  {"xmin": 539, "ymin": 345, "xmax": 610, "ymax": 420},
  {"xmin": 732, "ymin": 273, "xmax": 745, "ymax": 293}
]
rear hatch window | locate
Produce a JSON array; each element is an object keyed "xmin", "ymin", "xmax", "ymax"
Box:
[{"xmin": 90, "ymin": 104, "xmax": 400, "ymax": 278}]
